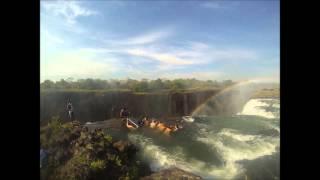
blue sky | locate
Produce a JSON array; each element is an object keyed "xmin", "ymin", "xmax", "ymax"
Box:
[{"xmin": 40, "ymin": 0, "xmax": 279, "ymax": 82}]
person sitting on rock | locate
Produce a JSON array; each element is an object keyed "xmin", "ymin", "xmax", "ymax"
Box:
[
  {"xmin": 160, "ymin": 124, "xmax": 176, "ymax": 135},
  {"xmin": 155, "ymin": 121, "xmax": 167, "ymax": 131},
  {"xmin": 164, "ymin": 124, "xmax": 180, "ymax": 134},
  {"xmin": 163, "ymin": 127, "xmax": 172, "ymax": 135}
]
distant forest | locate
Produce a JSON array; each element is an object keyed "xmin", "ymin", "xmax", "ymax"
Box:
[{"xmin": 41, "ymin": 78, "xmax": 235, "ymax": 92}]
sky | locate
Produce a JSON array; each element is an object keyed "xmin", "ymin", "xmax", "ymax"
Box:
[{"xmin": 40, "ymin": 0, "xmax": 279, "ymax": 83}]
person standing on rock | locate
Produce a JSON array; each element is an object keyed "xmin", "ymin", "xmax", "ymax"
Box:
[
  {"xmin": 120, "ymin": 107, "xmax": 129, "ymax": 118},
  {"xmin": 67, "ymin": 100, "xmax": 74, "ymax": 121},
  {"xmin": 40, "ymin": 144, "xmax": 48, "ymax": 168},
  {"xmin": 120, "ymin": 107, "xmax": 124, "ymax": 119}
]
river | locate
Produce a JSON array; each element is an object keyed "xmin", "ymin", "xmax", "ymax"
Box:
[{"xmin": 86, "ymin": 98, "xmax": 280, "ymax": 180}]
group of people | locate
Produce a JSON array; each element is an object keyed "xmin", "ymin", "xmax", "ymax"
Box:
[
  {"xmin": 120, "ymin": 107, "xmax": 183, "ymax": 135},
  {"xmin": 65, "ymin": 101, "xmax": 182, "ymax": 135},
  {"xmin": 141, "ymin": 117, "xmax": 182, "ymax": 135}
]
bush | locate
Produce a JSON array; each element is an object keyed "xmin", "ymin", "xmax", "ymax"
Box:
[
  {"xmin": 90, "ymin": 159, "xmax": 106, "ymax": 171},
  {"xmin": 104, "ymin": 134, "xmax": 112, "ymax": 143},
  {"xmin": 40, "ymin": 118, "xmax": 143, "ymax": 180},
  {"xmin": 57, "ymin": 155, "xmax": 90, "ymax": 180}
]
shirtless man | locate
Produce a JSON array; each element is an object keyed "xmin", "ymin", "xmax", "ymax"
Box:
[
  {"xmin": 149, "ymin": 119, "xmax": 157, "ymax": 128},
  {"xmin": 155, "ymin": 121, "xmax": 166, "ymax": 131},
  {"xmin": 142, "ymin": 116, "xmax": 150, "ymax": 126}
]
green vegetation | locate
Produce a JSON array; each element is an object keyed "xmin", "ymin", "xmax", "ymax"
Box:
[
  {"xmin": 40, "ymin": 117, "xmax": 150, "ymax": 180},
  {"xmin": 251, "ymin": 88, "xmax": 280, "ymax": 99},
  {"xmin": 41, "ymin": 78, "xmax": 235, "ymax": 92}
]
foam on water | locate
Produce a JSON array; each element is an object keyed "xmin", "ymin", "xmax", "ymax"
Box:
[
  {"xmin": 182, "ymin": 116, "xmax": 195, "ymax": 123},
  {"xmin": 128, "ymin": 133, "xmax": 221, "ymax": 179},
  {"xmin": 218, "ymin": 128, "xmax": 257, "ymax": 142},
  {"xmin": 128, "ymin": 121, "xmax": 279, "ymax": 179},
  {"xmin": 128, "ymin": 134, "xmax": 180, "ymax": 171},
  {"xmin": 125, "ymin": 98, "xmax": 280, "ymax": 179},
  {"xmin": 238, "ymin": 98, "xmax": 280, "ymax": 119},
  {"xmin": 196, "ymin": 127, "xmax": 279, "ymax": 179},
  {"xmin": 272, "ymin": 103, "xmax": 280, "ymax": 109}
]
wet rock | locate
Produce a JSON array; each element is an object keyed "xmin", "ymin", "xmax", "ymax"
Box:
[
  {"xmin": 238, "ymin": 152, "xmax": 279, "ymax": 180},
  {"xmin": 113, "ymin": 140, "xmax": 133, "ymax": 152},
  {"xmin": 258, "ymin": 129, "xmax": 280, "ymax": 137},
  {"xmin": 140, "ymin": 167, "xmax": 202, "ymax": 180}
]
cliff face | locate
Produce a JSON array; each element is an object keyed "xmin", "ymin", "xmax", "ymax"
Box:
[{"xmin": 40, "ymin": 89, "xmax": 219, "ymax": 123}]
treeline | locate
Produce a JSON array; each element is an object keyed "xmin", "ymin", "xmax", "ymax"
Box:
[{"xmin": 41, "ymin": 78, "xmax": 235, "ymax": 92}]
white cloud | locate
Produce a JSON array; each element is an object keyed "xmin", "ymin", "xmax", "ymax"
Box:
[
  {"xmin": 139, "ymin": 42, "xmax": 258, "ymax": 66},
  {"xmin": 126, "ymin": 48, "xmax": 195, "ymax": 65},
  {"xmin": 80, "ymin": 48, "xmax": 116, "ymax": 54},
  {"xmin": 78, "ymin": 24, "xmax": 258, "ymax": 67},
  {"xmin": 201, "ymin": 2, "xmax": 222, "ymax": 9},
  {"xmin": 102, "ymin": 28, "xmax": 173, "ymax": 46},
  {"xmin": 41, "ymin": 29, "xmax": 64, "ymax": 45},
  {"xmin": 79, "ymin": 40, "xmax": 258, "ymax": 68},
  {"xmin": 42, "ymin": 1, "xmax": 97, "ymax": 25},
  {"xmin": 125, "ymin": 30, "xmax": 172, "ymax": 45}
]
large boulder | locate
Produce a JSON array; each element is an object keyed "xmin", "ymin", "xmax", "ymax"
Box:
[{"xmin": 140, "ymin": 167, "xmax": 202, "ymax": 180}]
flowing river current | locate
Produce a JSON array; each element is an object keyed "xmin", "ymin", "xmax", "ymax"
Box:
[{"xmin": 88, "ymin": 98, "xmax": 280, "ymax": 180}]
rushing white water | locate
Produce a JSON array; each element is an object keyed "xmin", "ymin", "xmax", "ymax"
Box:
[
  {"xmin": 93, "ymin": 97, "xmax": 280, "ymax": 179},
  {"xmin": 182, "ymin": 116, "xmax": 195, "ymax": 123},
  {"xmin": 127, "ymin": 100, "xmax": 280, "ymax": 179},
  {"xmin": 128, "ymin": 123, "xmax": 279, "ymax": 179},
  {"xmin": 196, "ymin": 128, "xmax": 279, "ymax": 179},
  {"xmin": 238, "ymin": 98, "xmax": 280, "ymax": 119}
]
